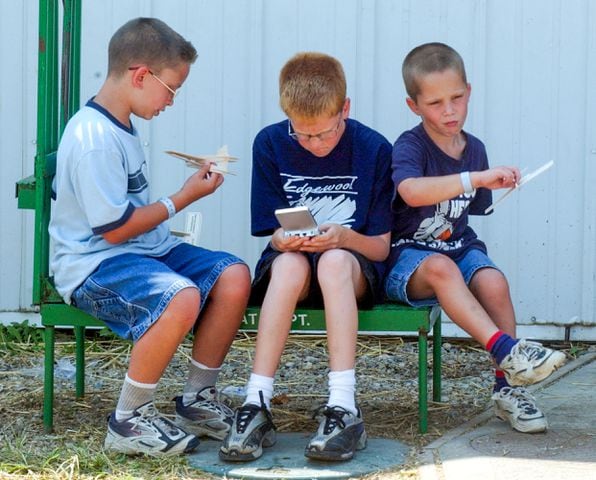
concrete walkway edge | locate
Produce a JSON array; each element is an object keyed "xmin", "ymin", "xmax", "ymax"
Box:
[{"xmin": 418, "ymin": 351, "xmax": 596, "ymax": 480}]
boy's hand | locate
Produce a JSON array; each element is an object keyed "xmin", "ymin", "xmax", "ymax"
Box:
[
  {"xmin": 474, "ymin": 166, "xmax": 521, "ymax": 190},
  {"xmin": 271, "ymin": 228, "xmax": 310, "ymax": 252},
  {"xmin": 299, "ymin": 224, "xmax": 346, "ymax": 252},
  {"xmin": 180, "ymin": 163, "xmax": 224, "ymax": 200}
]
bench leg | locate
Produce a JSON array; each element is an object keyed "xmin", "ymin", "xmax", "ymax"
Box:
[
  {"xmin": 418, "ymin": 330, "xmax": 428, "ymax": 434},
  {"xmin": 74, "ymin": 325, "xmax": 85, "ymax": 398},
  {"xmin": 43, "ymin": 325, "xmax": 55, "ymax": 433},
  {"xmin": 432, "ymin": 312, "xmax": 442, "ymax": 402}
]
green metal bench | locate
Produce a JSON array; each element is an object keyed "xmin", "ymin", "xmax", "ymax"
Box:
[{"xmin": 16, "ymin": 0, "xmax": 442, "ymax": 435}]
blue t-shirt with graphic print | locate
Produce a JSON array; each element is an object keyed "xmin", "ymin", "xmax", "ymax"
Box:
[
  {"xmin": 388, "ymin": 123, "xmax": 492, "ymax": 266},
  {"xmin": 251, "ymin": 118, "xmax": 393, "ymax": 279}
]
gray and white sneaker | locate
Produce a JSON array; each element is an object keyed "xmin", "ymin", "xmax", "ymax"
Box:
[
  {"xmin": 492, "ymin": 386, "xmax": 547, "ymax": 433},
  {"xmin": 305, "ymin": 405, "xmax": 367, "ymax": 461},
  {"xmin": 174, "ymin": 386, "xmax": 234, "ymax": 440},
  {"xmin": 219, "ymin": 393, "xmax": 276, "ymax": 462},
  {"xmin": 104, "ymin": 402, "xmax": 199, "ymax": 456},
  {"xmin": 499, "ymin": 339, "xmax": 566, "ymax": 386}
]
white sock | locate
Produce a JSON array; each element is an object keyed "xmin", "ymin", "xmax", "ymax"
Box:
[
  {"xmin": 182, "ymin": 358, "xmax": 221, "ymax": 405},
  {"xmin": 243, "ymin": 373, "xmax": 274, "ymax": 409},
  {"xmin": 327, "ymin": 369, "xmax": 357, "ymax": 415},
  {"xmin": 115, "ymin": 374, "xmax": 157, "ymax": 421}
]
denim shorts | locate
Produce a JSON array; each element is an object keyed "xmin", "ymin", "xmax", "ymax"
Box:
[
  {"xmin": 71, "ymin": 242, "xmax": 246, "ymax": 341},
  {"xmin": 384, "ymin": 247, "xmax": 500, "ymax": 307}
]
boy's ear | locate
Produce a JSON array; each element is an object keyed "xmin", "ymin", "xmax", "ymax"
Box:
[
  {"xmin": 129, "ymin": 66, "xmax": 150, "ymax": 89},
  {"xmin": 342, "ymin": 97, "xmax": 351, "ymax": 118},
  {"xmin": 405, "ymin": 97, "xmax": 420, "ymax": 116}
]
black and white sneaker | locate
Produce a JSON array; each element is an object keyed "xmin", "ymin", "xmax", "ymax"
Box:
[
  {"xmin": 104, "ymin": 402, "xmax": 199, "ymax": 456},
  {"xmin": 492, "ymin": 386, "xmax": 548, "ymax": 433},
  {"xmin": 174, "ymin": 386, "xmax": 234, "ymax": 440},
  {"xmin": 219, "ymin": 392, "xmax": 276, "ymax": 462},
  {"xmin": 305, "ymin": 405, "xmax": 367, "ymax": 461}
]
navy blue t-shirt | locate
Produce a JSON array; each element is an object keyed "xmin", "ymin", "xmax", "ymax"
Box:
[
  {"xmin": 251, "ymin": 118, "xmax": 393, "ymax": 279},
  {"xmin": 389, "ymin": 123, "xmax": 493, "ymax": 266}
]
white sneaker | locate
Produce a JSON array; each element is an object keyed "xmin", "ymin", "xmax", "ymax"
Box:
[
  {"xmin": 104, "ymin": 402, "xmax": 199, "ymax": 456},
  {"xmin": 492, "ymin": 386, "xmax": 547, "ymax": 433},
  {"xmin": 498, "ymin": 339, "xmax": 566, "ymax": 386}
]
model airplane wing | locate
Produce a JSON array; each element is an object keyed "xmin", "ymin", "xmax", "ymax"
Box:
[
  {"xmin": 484, "ymin": 160, "xmax": 554, "ymax": 214},
  {"xmin": 165, "ymin": 145, "xmax": 237, "ymax": 175}
]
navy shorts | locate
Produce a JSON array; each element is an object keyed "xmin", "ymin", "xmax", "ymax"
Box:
[
  {"xmin": 250, "ymin": 248, "xmax": 379, "ymax": 309},
  {"xmin": 384, "ymin": 247, "xmax": 500, "ymax": 307},
  {"xmin": 71, "ymin": 242, "xmax": 246, "ymax": 341}
]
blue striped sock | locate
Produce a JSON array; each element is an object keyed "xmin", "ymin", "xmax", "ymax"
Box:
[{"xmin": 489, "ymin": 333, "xmax": 518, "ymax": 365}]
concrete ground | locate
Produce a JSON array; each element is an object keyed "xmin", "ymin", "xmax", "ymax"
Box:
[{"xmin": 417, "ymin": 352, "xmax": 596, "ymax": 480}]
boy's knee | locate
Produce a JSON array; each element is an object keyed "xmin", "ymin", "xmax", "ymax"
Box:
[
  {"xmin": 164, "ymin": 287, "xmax": 200, "ymax": 331},
  {"xmin": 419, "ymin": 254, "xmax": 459, "ymax": 281},
  {"xmin": 472, "ymin": 268, "xmax": 510, "ymax": 294},
  {"xmin": 222, "ymin": 263, "xmax": 251, "ymax": 286},
  {"xmin": 317, "ymin": 249, "xmax": 353, "ymax": 274},
  {"xmin": 271, "ymin": 252, "xmax": 309, "ymax": 278}
]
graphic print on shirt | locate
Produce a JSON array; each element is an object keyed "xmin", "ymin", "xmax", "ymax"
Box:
[
  {"xmin": 127, "ymin": 160, "xmax": 148, "ymax": 194},
  {"xmin": 413, "ymin": 195, "xmax": 472, "ymax": 243},
  {"xmin": 281, "ymin": 173, "xmax": 357, "ymax": 228}
]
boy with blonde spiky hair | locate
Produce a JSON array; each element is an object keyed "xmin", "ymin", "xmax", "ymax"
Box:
[{"xmin": 219, "ymin": 52, "xmax": 393, "ymax": 462}]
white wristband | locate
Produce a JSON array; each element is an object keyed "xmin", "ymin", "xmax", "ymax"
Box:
[
  {"xmin": 460, "ymin": 171, "xmax": 474, "ymax": 194},
  {"xmin": 158, "ymin": 196, "xmax": 176, "ymax": 219}
]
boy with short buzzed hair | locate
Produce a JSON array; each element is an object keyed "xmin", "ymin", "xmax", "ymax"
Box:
[
  {"xmin": 219, "ymin": 52, "xmax": 393, "ymax": 462},
  {"xmin": 49, "ymin": 17, "xmax": 251, "ymax": 456},
  {"xmin": 385, "ymin": 42, "xmax": 566, "ymax": 433}
]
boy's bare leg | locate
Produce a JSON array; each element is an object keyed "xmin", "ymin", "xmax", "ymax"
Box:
[
  {"xmin": 127, "ymin": 287, "xmax": 201, "ymax": 383},
  {"xmin": 408, "ymin": 254, "xmax": 499, "ymax": 346},
  {"xmin": 469, "ymin": 267, "xmax": 516, "ymax": 337},
  {"xmin": 252, "ymin": 253, "xmax": 311, "ymax": 377},
  {"xmin": 317, "ymin": 249, "xmax": 366, "ymax": 371},
  {"xmin": 192, "ymin": 263, "xmax": 251, "ymax": 366}
]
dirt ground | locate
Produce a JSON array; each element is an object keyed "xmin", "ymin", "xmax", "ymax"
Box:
[{"xmin": 0, "ymin": 331, "xmax": 578, "ymax": 479}]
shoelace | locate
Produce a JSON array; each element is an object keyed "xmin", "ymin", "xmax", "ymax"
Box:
[
  {"xmin": 195, "ymin": 387, "xmax": 235, "ymax": 418},
  {"xmin": 235, "ymin": 390, "xmax": 275, "ymax": 433},
  {"xmin": 501, "ymin": 387, "xmax": 539, "ymax": 414},
  {"xmin": 512, "ymin": 340, "xmax": 545, "ymax": 362},
  {"xmin": 135, "ymin": 404, "xmax": 181, "ymax": 436},
  {"xmin": 313, "ymin": 406, "xmax": 349, "ymax": 434}
]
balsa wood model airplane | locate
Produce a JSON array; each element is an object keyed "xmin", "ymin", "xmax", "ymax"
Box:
[
  {"xmin": 484, "ymin": 160, "xmax": 554, "ymax": 214},
  {"xmin": 165, "ymin": 145, "xmax": 238, "ymax": 175}
]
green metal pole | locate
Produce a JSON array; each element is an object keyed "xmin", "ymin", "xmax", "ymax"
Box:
[
  {"xmin": 60, "ymin": 0, "xmax": 82, "ymax": 133},
  {"xmin": 418, "ymin": 331, "xmax": 428, "ymax": 434},
  {"xmin": 34, "ymin": 0, "xmax": 59, "ymax": 305}
]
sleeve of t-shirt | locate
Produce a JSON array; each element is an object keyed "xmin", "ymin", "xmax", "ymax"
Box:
[
  {"xmin": 251, "ymin": 129, "xmax": 288, "ymax": 237},
  {"xmin": 72, "ymin": 148, "xmax": 134, "ymax": 234},
  {"xmin": 390, "ymin": 131, "xmax": 426, "ymax": 212}
]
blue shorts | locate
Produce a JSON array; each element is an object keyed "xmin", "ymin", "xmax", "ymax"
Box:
[
  {"xmin": 71, "ymin": 242, "xmax": 246, "ymax": 341},
  {"xmin": 384, "ymin": 247, "xmax": 500, "ymax": 307}
]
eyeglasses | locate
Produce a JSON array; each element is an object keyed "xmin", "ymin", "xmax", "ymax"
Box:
[
  {"xmin": 128, "ymin": 66, "xmax": 179, "ymax": 98},
  {"xmin": 288, "ymin": 114, "xmax": 343, "ymax": 142}
]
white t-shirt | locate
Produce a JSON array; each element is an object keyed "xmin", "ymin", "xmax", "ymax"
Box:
[{"xmin": 49, "ymin": 100, "xmax": 180, "ymax": 303}]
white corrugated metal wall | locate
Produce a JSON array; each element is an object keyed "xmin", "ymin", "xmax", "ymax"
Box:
[{"xmin": 2, "ymin": 0, "xmax": 595, "ymax": 340}]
